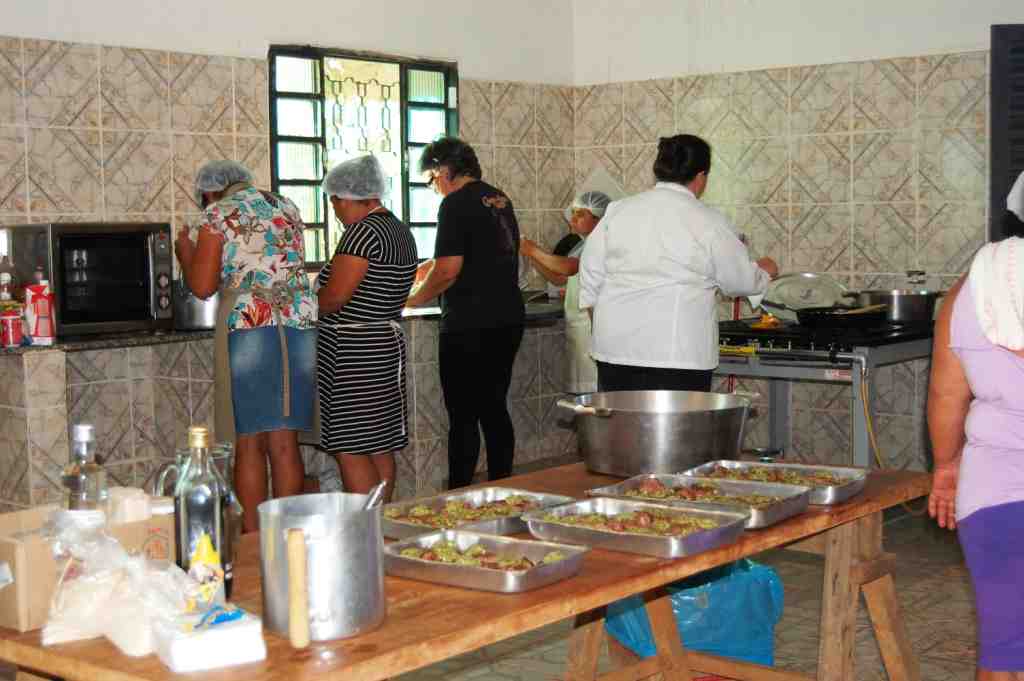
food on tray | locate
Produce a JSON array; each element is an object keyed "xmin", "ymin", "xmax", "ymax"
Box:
[
  {"xmin": 704, "ymin": 464, "xmax": 845, "ymax": 488},
  {"xmin": 750, "ymin": 312, "xmax": 783, "ymax": 329},
  {"xmin": 384, "ymin": 495, "xmax": 541, "ymax": 529},
  {"xmin": 539, "ymin": 509, "xmax": 719, "ymax": 537},
  {"xmin": 623, "ymin": 478, "xmax": 782, "ymax": 508},
  {"xmin": 398, "ymin": 540, "xmax": 565, "ymax": 571}
]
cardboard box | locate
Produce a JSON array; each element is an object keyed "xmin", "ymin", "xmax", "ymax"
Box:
[{"xmin": 0, "ymin": 506, "xmax": 176, "ymax": 632}]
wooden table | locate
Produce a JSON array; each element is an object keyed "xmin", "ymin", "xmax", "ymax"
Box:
[{"xmin": 0, "ymin": 463, "xmax": 930, "ymax": 681}]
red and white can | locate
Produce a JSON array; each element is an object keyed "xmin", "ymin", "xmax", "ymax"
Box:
[
  {"xmin": 1, "ymin": 308, "xmax": 22, "ymax": 348},
  {"xmin": 25, "ymin": 282, "xmax": 54, "ymax": 346}
]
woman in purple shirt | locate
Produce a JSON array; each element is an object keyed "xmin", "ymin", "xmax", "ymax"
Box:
[{"xmin": 929, "ymin": 238, "xmax": 1024, "ymax": 680}]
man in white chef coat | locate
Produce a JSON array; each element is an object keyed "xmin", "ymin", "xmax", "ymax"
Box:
[{"xmin": 578, "ymin": 133, "xmax": 778, "ymax": 392}]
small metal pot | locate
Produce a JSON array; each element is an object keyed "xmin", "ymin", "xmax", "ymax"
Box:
[
  {"xmin": 172, "ymin": 278, "xmax": 218, "ymax": 330},
  {"xmin": 842, "ymin": 289, "xmax": 944, "ymax": 323}
]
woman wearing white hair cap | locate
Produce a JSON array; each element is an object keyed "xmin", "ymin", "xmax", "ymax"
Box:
[
  {"xmin": 521, "ymin": 190, "xmax": 613, "ymax": 393},
  {"xmin": 316, "ymin": 155, "xmax": 418, "ymax": 500},
  {"xmin": 175, "ymin": 160, "xmax": 317, "ymax": 532}
]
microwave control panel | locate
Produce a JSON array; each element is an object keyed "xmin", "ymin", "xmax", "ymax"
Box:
[{"xmin": 152, "ymin": 230, "xmax": 173, "ymax": 319}]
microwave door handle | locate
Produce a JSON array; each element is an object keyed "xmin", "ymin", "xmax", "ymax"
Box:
[{"xmin": 147, "ymin": 233, "xmax": 157, "ymax": 319}]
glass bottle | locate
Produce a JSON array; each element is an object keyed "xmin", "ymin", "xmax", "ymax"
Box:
[
  {"xmin": 173, "ymin": 426, "xmax": 234, "ymax": 601},
  {"xmin": 61, "ymin": 424, "xmax": 108, "ymax": 510},
  {"xmin": 0, "ymin": 255, "xmax": 15, "ymax": 301}
]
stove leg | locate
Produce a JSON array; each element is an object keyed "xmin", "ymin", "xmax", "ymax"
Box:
[
  {"xmin": 768, "ymin": 379, "xmax": 791, "ymax": 455},
  {"xmin": 852, "ymin": 368, "xmax": 875, "ymax": 468}
]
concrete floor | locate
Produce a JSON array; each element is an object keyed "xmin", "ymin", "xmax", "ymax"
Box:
[{"xmin": 397, "ymin": 511, "xmax": 977, "ymax": 681}]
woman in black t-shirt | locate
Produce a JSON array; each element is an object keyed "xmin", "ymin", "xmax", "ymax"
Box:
[{"xmin": 406, "ymin": 137, "xmax": 525, "ymax": 489}]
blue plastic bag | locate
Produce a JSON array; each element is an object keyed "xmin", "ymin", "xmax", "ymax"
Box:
[{"xmin": 604, "ymin": 559, "xmax": 784, "ymax": 665}]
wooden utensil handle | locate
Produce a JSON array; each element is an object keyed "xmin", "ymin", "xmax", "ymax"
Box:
[{"xmin": 287, "ymin": 528, "xmax": 310, "ymax": 649}]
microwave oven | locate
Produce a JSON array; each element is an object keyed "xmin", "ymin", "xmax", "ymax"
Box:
[{"xmin": 5, "ymin": 222, "xmax": 174, "ymax": 336}]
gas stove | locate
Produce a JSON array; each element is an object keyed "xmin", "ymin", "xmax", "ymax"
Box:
[{"xmin": 719, "ymin": 318, "xmax": 934, "ymax": 353}]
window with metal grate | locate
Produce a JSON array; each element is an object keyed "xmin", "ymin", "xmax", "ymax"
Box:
[{"xmin": 990, "ymin": 24, "xmax": 1024, "ymax": 240}]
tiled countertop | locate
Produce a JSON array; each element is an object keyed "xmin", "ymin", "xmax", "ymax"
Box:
[{"xmin": 1, "ymin": 302, "xmax": 564, "ymax": 355}]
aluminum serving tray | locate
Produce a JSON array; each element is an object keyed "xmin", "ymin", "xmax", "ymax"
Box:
[
  {"xmin": 522, "ymin": 497, "xmax": 748, "ymax": 559},
  {"xmin": 383, "ymin": 530, "xmax": 589, "ymax": 593},
  {"xmin": 382, "ymin": 487, "xmax": 577, "ymax": 539},
  {"xmin": 682, "ymin": 460, "xmax": 868, "ymax": 505},
  {"xmin": 585, "ymin": 474, "xmax": 811, "ymax": 529}
]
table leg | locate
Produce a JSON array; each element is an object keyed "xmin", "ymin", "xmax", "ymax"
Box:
[
  {"xmin": 768, "ymin": 379, "xmax": 791, "ymax": 455},
  {"xmin": 566, "ymin": 608, "xmax": 607, "ymax": 681},
  {"xmin": 645, "ymin": 589, "xmax": 697, "ymax": 681},
  {"xmin": 816, "ymin": 521, "xmax": 857, "ymax": 681},
  {"xmin": 862, "ymin": 574, "xmax": 921, "ymax": 681}
]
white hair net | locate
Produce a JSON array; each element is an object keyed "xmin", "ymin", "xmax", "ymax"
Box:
[
  {"xmin": 194, "ymin": 160, "xmax": 254, "ymax": 206},
  {"xmin": 322, "ymin": 155, "xmax": 387, "ymax": 200},
  {"xmin": 564, "ymin": 190, "xmax": 613, "ymax": 222}
]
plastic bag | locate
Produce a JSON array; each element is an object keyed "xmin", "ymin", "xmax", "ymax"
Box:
[
  {"xmin": 604, "ymin": 559, "xmax": 784, "ymax": 666},
  {"xmin": 42, "ymin": 509, "xmax": 206, "ymax": 655}
]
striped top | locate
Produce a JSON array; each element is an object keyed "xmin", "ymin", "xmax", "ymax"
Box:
[{"xmin": 316, "ymin": 210, "xmax": 419, "ymax": 325}]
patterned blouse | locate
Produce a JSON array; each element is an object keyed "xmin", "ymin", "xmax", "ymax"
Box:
[{"xmin": 199, "ymin": 186, "xmax": 317, "ymax": 332}]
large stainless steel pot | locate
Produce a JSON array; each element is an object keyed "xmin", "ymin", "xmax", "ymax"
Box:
[
  {"xmin": 842, "ymin": 289, "xmax": 944, "ymax": 323},
  {"xmin": 172, "ymin": 277, "xmax": 218, "ymax": 330},
  {"xmin": 258, "ymin": 493, "xmax": 385, "ymax": 644},
  {"xmin": 557, "ymin": 390, "xmax": 751, "ymax": 478}
]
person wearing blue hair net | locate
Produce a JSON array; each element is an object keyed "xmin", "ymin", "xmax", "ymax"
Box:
[
  {"xmin": 175, "ymin": 160, "xmax": 318, "ymax": 532},
  {"xmin": 316, "ymin": 154, "xmax": 418, "ymax": 501},
  {"xmin": 521, "ymin": 190, "xmax": 612, "ymax": 394}
]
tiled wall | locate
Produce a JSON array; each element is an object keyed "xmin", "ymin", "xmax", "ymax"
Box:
[{"xmin": 0, "ymin": 37, "xmax": 270, "ymax": 239}]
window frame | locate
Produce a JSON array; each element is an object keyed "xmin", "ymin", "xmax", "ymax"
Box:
[{"xmin": 268, "ymin": 45, "xmax": 459, "ymax": 269}]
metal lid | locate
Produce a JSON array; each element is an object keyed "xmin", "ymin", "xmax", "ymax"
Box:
[
  {"xmin": 188, "ymin": 426, "xmax": 210, "ymax": 449},
  {"xmin": 71, "ymin": 423, "xmax": 95, "ymax": 443},
  {"xmin": 764, "ymin": 273, "xmax": 847, "ymax": 310}
]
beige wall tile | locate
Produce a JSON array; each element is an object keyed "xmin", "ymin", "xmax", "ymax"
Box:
[
  {"xmin": 792, "ymin": 381, "xmax": 852, "ymax": 410},
  {"xmin": 917, "ymin": 52, "xmax": 987, "ymax": 130},
  {"xmin": 170, "ymin": 53, "xmax": 233, "ymax": 133},
  {"xmin": 189, "ymin": 379, "xmax": 214, "ymax": 429},
  {"xmin": 65, "ymin": 348, "xmax": 129, "ymax": 385},
  {"xmin": 0, "ymin": 37, "xmax": 24, "ymax": 125},
  {"xmin": 539, "ymin": 210, "xmax": 570, "ymax": 252},
  {"xmin": 853, "ymin": 58, "xmax": 916, "ymax": 132},
  {"xmin": 917, "ymin": 202, "xmax": 985, "ymax": 275},
  {"xmin": 918, "ymin": 128, "xmax": 986, "ymax": 203},
  {"xmin": 474, "ymin": 143, "xmax": 495, "ymax": 183},
  {"xmin": 790, "ymin": 63, "xmax": 852, "ymax": 135},
  {"xmin": 27, "ymin": 405, "xmax": 68, "ymax": 505},
  {"xmin": 457, "ymin": 79, "xmax": 494, "ymax": 145},
  {"xmin": 574, "ymin": 147, "xmax": 623, "ymax": 195},
  {"xmin": 623, "ymin": 144, "xmax": 657, "ymax": 196},
  {"xmin": 509, "ymin": 398, "xmax": 541, "ymax": 462},
  {"xmin": 189, "ymin": 339, "xmax": 214, "ymax": 381},
  {"xmin": 171, "ymin": 133, "xmax": 234, "ymax": 213},
  {"xmin": 537, "ymin": 85, "xmax": 573, "ymax": 147},
  {"xmin": 67, "ymin": 381, "xmax": 132, "ymax": 461},
  {"xmin": 624, "ymin": 79, "xmax": 674, "ymax": 144},
  {"xmin": 702, "ymin": 141, "xmax": 737, "ymax": 206},
  {"xmin": 791, "ymin": 134, "xmax": 851, "ymax": 204},
  {"xmin": 101, "ymin": 47, "xmax": 169, "ymax": 130},
  {"xmin": 234, "ymin": 58, "xmax": 268, "ymax": 135},
  {"xmin": 24, "ymin": 40, "xmax": 99, "ymax": 128},
  {"xmin": 153, "ymin": 378, "xmax": 189, "ymax": 458},
  {"xmin": 493, "ymin": 82, "xmax": 536, "ymax": 146},
  {"xmin": 873, "ymin": 363, "xmax": 915, "ymax": 416},
  {"xmin": 853, "ymin": 203, "xmax": 917, "ymax": 274},
  {"xmin": 732, "ymin": 138, "xmax": 789, "ymax": 205},
  {"xmin": 790, "ymin": 409, "xmax": 852, "ymax": 466},
  {"xmin": 0, "ymin": 125, "xmax": 26, "ymax": 214},
  {"xmin": 539, "ymin": 395, "xmax": 577, "ymax": 461},
  {"xmin": 415, "ymin": 438, "xmax": 446, "ymax": 497},
  {"xmin": 735, "ymin": 205, "xmax": 789, "ymax": 272},
  {"xmin": 26, "ymin": 127, "xmax": 102, "ymax": 214},
  {"xmin": 674, "ymin": 74, "xmax": 732, "ymax": 139},
  {"xmin": 153, "ymin": 341, "xmax": 189, "ymax": 378},
  {"xmin": 131, "ymin": 378, "xmax": 158, "ymax": 461},
  {"xmin": 510, "ymin": 331, "xmax": 540, "ymax": 400},
  {"xmin": 873, "ymin": 414, "xmax": 922, "ymax": 470},
  {"xmin": 494, "ymin": 146, "xmax": 537, "ymax": 210},
  {"xmin": 413, "ymin": 363, "xmax": 446, "ymax": 441},
  {"xmin": 23, "ymin": 350, "xmax": 65, "ymax": 410},
  {"xmin": 0, "ymin": 355, "xmax": 25, "ymax": 407},
  {"xmin": 852, "ymin": 130, "xmax": 915, "ymax": 202},
  {"xmin": 574, "ymin": 83, "xmax": 622, "ymax": 147},
  {"xmin": 0, "ymin": 406, "xmax": 29, "ymax": 505},
  {"xmin": 102, "ymin": 131, "xmax": 172, "ymax": 214},
  {"xmin": 733, "ymin": 68, "xmax": 789, "ymax": 138},
  {"xmin": 536, "ymin": 147, "xmax": 574, "ymax": 210},
  {"xmin": 236, "ymin": 135, "xmax": 271, "ymax": 190},
  {"xmin": 790, "ymin": 204, "xmax": 852, "ymax": 273},
  {"xmin": 393, "ymin": 446, "xmax": 416, "ymax": 500}
]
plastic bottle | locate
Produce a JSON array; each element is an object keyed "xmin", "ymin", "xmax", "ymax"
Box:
[
  {"xmin": 0, "ymin": 255, "xmax": 15, "ymax": 301},
  {"xmin": 61, "ymin": 424, "xmax": 109, "ymax": 510}
]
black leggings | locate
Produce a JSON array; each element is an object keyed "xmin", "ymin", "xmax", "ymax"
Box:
[
  {"xmin": 439, "ymin": 325, "xmax": 524, "ymax": 489},
  {"xmin": 596, "ymin": 361, "xmax": 713, "ymax": 392}
]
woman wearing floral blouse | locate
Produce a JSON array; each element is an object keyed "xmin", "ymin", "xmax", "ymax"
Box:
[{"xmin": 176, "ymin": 160, "xmax": 317, "ymax": 532}]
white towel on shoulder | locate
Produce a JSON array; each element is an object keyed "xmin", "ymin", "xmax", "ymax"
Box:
[
  {"xmin": 969, "ymin": 237, "xmax": 1024, "ymax": 350},
  {"xmin": 1009, "ymin": 171, "xmax": 1024, "ymax": 221}
]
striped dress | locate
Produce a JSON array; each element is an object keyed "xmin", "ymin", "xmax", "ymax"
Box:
[{"xmin": 315, "ymin": 210, "xmax": 418, "ymax": 454}]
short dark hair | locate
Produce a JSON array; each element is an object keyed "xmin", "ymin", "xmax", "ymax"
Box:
[
  {"xmin": 653, "ymin": 134, "xmax": 711, "ymax": 185},
  {"xmin": 419, "ymin": 137, "xmax": 482, "ymax": 180}
]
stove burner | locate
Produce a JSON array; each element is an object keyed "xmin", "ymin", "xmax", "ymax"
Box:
[{"xmin": 719, "ymin": 318, "xmax": 934, "ymax": 353}]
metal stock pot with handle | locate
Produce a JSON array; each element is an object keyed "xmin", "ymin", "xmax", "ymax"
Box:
[
  {"xmin": 557, "ymin": 390, "xmax": 753, "ymax": 478},
  {"xmin": 840, "ymin": 289, "xmax": 945, "ymax": 323}
]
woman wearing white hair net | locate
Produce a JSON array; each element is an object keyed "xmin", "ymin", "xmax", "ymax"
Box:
[
  {"xmin": 316, "ymin": 155, "xmax": 417, "ymax": 500},
  {"xmin": 521, "ymin": 190, "xmax": 612, "ymax": 394},
  {"xmin": 175, "ymin": 160, "xmax": 318, "ymax": 532}
]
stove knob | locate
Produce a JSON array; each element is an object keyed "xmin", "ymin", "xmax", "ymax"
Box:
[
  {"xmin": 157, "ymin": 273, "xmax": 170, "ymax": 289},
  {"xmin": 158, "ymin": 294, "xmax": 171, "ymax": 310}
]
